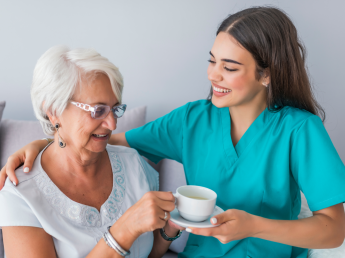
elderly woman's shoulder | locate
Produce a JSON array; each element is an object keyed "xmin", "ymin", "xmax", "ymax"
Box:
[
  {"xmin": 106, "ymin": 144, "xmax": 141, "ymax": 157},
  {"xmin": 13, "ymin": 162, "xmax": 42, "ymax": 185}
]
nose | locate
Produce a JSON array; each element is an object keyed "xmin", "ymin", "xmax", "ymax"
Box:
[
  {"xmin": 102, "ymin": 111, "xmax": 117, "ymax": 131},
  {"xmin": 207, "ymin": 63, "xmax": 223, "ymax": 82}
]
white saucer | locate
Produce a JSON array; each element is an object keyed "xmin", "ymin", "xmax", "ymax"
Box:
[{"xmin": 169, "ymin": 205, "xmax": 224, "ymax": 228}]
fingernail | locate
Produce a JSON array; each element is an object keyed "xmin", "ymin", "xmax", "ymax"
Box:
[
  {"xmin": 24, "ymin": 167, "xmax": 29, "ymax": 173},
  {"xmin": 12, "ymin": 181, "xmax": 17, "ymax": 186},
  {"xmin": 186, "ymin": 228, "xmax": 192, "ymax": 233},
  {"xmin": 211, "ymin": 218, "xmax": 217, "ymax": 224}
]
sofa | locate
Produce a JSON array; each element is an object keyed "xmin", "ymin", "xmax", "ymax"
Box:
[{"xmin": 0, "ymin": 100, "xmax": 344, "ymax": 258}]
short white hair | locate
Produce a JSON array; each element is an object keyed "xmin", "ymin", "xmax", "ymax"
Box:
[{"xmin": 31, "ymin": 46, "xmax": 124, "ymax": 135}]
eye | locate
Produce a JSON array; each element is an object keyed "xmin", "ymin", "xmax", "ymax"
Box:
[
  {"xmin": 224, "ymin": 67, "xmax": 238, "ymax": 72},
  {"xmin": 207, "ymin": 59, "xmax": 216, "ymax": 64}
]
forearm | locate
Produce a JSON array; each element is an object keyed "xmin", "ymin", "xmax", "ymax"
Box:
[
  {"xmin": 86, "ymin": 238, "xmax": 124, "ymax": 258},
  {"xmin": 254, "ymin": 213, "xmax": 345, "ymax": 249},
  {"xmin": 87, "ymin": 220, "xmax": 137, "ymax": 258},
  {"xmin": 149, "ymin": 225, "xmax": 180, "ymax": 258},
  {"xmin": 109, "ymin": 132, "xmax": 130, "ymax": 147}
]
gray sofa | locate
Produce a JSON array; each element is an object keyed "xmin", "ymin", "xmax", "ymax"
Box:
[{"xmin": 1, "ymin": 100, "xmax": 345, "ymax": 258}]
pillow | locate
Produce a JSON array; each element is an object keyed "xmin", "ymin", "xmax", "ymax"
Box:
[
  {"xmin": 0, "ymin": 119, "xmax": 47, "ymax": 168},
  {"xmin": 114, "ymin": 106, "xmax": 146, "ymax": 133},
  {"xmin": 299, "ymin": 192, "xmax": 345, "ymax": 258}
]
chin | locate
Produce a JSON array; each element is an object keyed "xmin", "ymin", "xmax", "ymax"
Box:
[
  {"xmin": 211, "ymin": 96, "xmax": 234, "ymax": 108},
  {"xmin": 87, "ymin": 142, "xmax": 108, "ymax": 153}
]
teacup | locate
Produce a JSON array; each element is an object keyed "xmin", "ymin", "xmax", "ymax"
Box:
[{"xmin": 173, "ymin": 185, "xmax": 217, "ymax": 222}]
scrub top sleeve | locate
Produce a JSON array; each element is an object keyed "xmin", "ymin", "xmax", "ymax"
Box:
[
  {"xmin": 0, "ymin": 183, "xmax": 42, "ymax": 229},
  {"xmin": 290, "ymin": 115, "xmax": 345, "ymax": 212},
  {"xmin": 139, "ymin": 155, "xmax": 159, "ymax": 192},
  {"xmin": 126, "ymin": 103, "xmax": 190, "ymax": 164}
]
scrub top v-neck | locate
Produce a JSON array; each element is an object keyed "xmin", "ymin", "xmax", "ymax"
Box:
[{"xmin": 126, "ymin": 100, "xmax": 345, "ymax": 258}]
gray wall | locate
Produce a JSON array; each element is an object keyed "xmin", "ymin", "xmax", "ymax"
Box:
[{"xmin": 0, "ymin": 0, "xmax": 344, "ymax": 162}]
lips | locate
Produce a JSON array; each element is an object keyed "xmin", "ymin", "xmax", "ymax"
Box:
[
  {"xmin": 212, "ymin": 84, "xmax": 232, "ymax": 97},
  {"xmin": 91, "ymin": 133, "xmax": 109, "ymax": 141}
]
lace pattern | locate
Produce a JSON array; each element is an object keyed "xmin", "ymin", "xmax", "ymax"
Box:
[{"xmin": 34, "ymin": 151, "xmax": 126, "ymax": 228}]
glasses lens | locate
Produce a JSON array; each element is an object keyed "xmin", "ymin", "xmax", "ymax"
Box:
[
  {"xmin": 112, "ymin": 104, "xmax": 127, "ymax": 118},
  {"xmin": 94, "ymin": 105, "xmax": 110, "ymax": 119}
]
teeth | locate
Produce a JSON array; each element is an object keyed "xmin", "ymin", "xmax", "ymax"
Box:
[
  {"xmin": 214, "ymin": 86, "xmax": 231, "ymax": 93},
  {"xmin": 93, "ymin": 134, "xmax": 107, "ymax": 138}
]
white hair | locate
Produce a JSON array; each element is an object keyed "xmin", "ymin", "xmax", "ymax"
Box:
[{"xmin": 31, "ymin": 46, "xmax": 124, "ymax": 135}]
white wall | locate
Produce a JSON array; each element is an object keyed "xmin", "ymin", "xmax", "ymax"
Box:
[{"xmin": 0, "ymin": 0, "xmax": 344, "ymax": 162}]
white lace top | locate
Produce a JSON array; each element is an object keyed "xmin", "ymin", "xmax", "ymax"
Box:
[{"xmin": 0, "ymin": 144, "xmax": 159, "ymax": 258}]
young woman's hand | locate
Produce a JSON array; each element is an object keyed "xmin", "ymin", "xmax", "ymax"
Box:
[
  {"xmin": 186, "ymin": 209, "xmax": 258, "ymax": 244},
  {"xmin": 0, "ymin": 139, "xmax": 48, "ymax": 189}
]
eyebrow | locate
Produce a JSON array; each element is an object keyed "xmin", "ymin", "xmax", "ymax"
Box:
[{"xmin": 209, "ymin": 51, "xmax": 243, "ymax": 65}]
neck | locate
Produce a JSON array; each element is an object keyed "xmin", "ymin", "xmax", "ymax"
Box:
[
  {"xmin": 43, "ymin": 137, "xmax": 106, "ymax": 179},
  {"xmin": 229, "ymin": 91, "xmax": 267, "ymax": 132}
]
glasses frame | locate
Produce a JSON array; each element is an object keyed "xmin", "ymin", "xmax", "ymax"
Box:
[{"xmin": 70, "ymin": 101, "xmax": 127, "ymax": 119}]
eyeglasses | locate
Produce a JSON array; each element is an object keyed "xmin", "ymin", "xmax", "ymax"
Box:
[{"xmin": 70, "ymin": 101, "xmax": 127, "ymax": 120}]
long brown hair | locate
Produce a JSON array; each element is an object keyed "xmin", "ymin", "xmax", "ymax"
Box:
[{"xmin": 207, "ymin": 6, "xmax": 325, "ymax": 121}]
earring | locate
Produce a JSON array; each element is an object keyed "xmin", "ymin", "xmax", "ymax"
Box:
[
  {"xmin": 262, "ymin": 82, "xmax": 268, "ymax": 87},
  {"xmin": 55, "ymin": 123, "xmax": 66, "ymax": 148}
]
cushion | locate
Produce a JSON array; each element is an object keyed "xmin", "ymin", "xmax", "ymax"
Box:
[
  {"xmin": 114, "ymin": 106, "xmax": 146, "ymax": 133},
  {"xmin": 299, "ymin": 192, "xmax": 345, "ymax": 258},
  {"xmin": 0, "ymin": 120, "xmax": 47, "ymax": 168},
  {"xmin": 158, "ymin": 159, "xmax": 190, "ymax": 253}
]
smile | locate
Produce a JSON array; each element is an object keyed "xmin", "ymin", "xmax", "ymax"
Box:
[
  {"xmin": 213, "ymin": 86, "xmax": 232, "ymax": 93},
  {"xmin": 92, "ymin": 134, "xmax": 108, "ymax": 138}
]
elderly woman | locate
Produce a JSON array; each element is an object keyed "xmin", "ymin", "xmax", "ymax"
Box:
[{"xmin": 0, "ymin": 46, "xmax": 181, "ymax": 258}]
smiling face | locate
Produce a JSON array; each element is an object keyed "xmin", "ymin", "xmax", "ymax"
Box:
[
  {"xmin": 208, "ymin": 32, "xmax": 269, "ymax": 109},
  {"xmin": 55, "ymin": 73, "xmax": 118, "ymax": 154}
]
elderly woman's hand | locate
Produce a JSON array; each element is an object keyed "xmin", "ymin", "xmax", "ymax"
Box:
[
  {"xmin": 0, "ymin": 139, "xmax": 48, "ymax": 189},
  {"xmin": 109, "ymin": 191, "xmax": 176, "ymax": 249},
  {"xmin": 186, "ymin": 209, "xmax": 258, "ymax": 244}
]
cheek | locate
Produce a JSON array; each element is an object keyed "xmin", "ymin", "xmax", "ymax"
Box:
[
  {"xmin": 225, "ymin": 72, "xmax": 250, "ymax": 92},
  {"xmin": 62, "ymin": 113, "xmax": 99, "ymax": 141}
]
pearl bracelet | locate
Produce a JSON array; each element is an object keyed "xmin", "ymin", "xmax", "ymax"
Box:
[{"xmin": 103, "ymin": 227, "xmax": 131, "ymax": 256}]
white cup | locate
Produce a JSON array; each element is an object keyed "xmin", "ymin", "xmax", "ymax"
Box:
[{"xmin": 173, "ymin": 185, "xmax": 217, "ymax": 222}]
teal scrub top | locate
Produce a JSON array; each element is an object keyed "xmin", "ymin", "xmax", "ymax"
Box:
[{"xmin": 125, "ymin": 100, "xmax": 345, "ymax": 258}]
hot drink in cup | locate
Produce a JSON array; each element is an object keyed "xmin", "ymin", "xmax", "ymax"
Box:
[{"xmin": 173, "ymin": 185, "xmax": 217, "ymax": 222}]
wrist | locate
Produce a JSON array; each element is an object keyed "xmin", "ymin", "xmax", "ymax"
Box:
[
  {"xmin": 251, "ymin": 214, "xmax": 265, "ymax": 238},
  {"xmin": 164, "ymin": 223, "xmax": 180, "ymax": 238},
  {"xmin": 110, "ymin": 222, "xmax": 139, "ymax": 251}
]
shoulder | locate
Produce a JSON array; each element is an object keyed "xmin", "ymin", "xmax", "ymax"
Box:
[
  {"xmin": 106, "ymin": 145, "xmax": 159, "ymax": 191},
  {"xmin": 168, "ymin": 100, "xmax": 214, "ymax": 116},
  {"xmin": 271, "ymin": 106, "xmax": 321, "ymax": 131},
  {"xmin": 14, "ymin": 156, "xmax": 42, "ymax": 184},
  {"xmin": 106, "ymin": 144, "xmax": 143, "ymax": 167},
  {"xmin": 179, "ymin": 100, "xmax": 217, "ymax": 123},
  {"xmin": 106, "ymin": 144, "xmax": 141, "ymax": 158},
  {"xmin": 185, "ymin": 99, "xmax": 214, "ymax": 112}
]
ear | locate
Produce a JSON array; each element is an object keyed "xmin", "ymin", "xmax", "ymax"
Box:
[
  {"xmin": 261, "ymin": 68, "xmax": 271, "ymax": 86},
  {"xmin": 45, "ymin": 109, "xmax": 59, "ymax": 128}
]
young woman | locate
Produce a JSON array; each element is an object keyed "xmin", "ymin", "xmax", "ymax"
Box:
[{"xmin": 1, "ymin": 6, "xmax": 345, "ymax": 258}]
